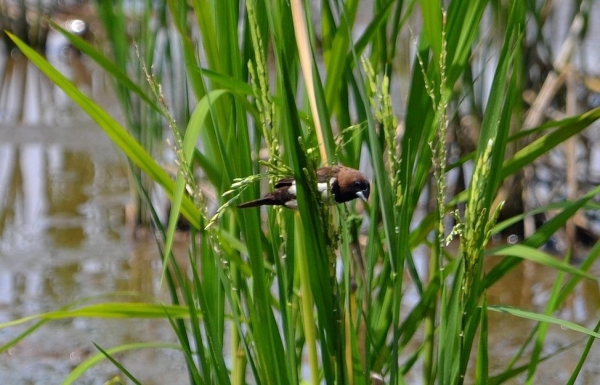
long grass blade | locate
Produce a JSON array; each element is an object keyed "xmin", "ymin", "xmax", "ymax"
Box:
[
  {"xmin": 92, "ymin": 342, "xmax": 142, "ymax": 385},
  {"xmin": 6, "ymin": 32, "xmax": 201, "ymax": 229},
  {"xmin": 489, "ymin": 306, "xmax": 600, "ymax": 339},
  {"xmin": 63, "ymin": 342, "xmax": 181, "ymax": 385}
]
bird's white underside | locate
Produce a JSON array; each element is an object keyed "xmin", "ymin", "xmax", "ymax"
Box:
[
  {"xmin": 287, "ymin": 179, "xmax": 335, "ymax": 196},
  {"xmin": 285, "ymin": 178, "xmax": 336, "ymax": 209}
]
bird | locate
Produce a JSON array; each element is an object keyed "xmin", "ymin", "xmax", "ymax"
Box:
[{"xmin": 237, "ymin": 166, "xmax": 370, "ymax": 209}]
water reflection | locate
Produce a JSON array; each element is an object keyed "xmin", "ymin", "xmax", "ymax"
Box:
[
  {"xmin": 0, "ymin": 45, "xmax": 190, "ymax": 383},
  {"xmin": 1, "ymin": 146, "xmax": 96, "ymax": 248},
  {"xmin": 482, "ymin": 254, "xmax": 600, "ymax": 384},
  {"xmin": 0, "ymin": 137, "xmax": 189, "ymax": 383},
  {"xmin": 0, "ymin": 140, "xmax": 128, "ymax": 299}
]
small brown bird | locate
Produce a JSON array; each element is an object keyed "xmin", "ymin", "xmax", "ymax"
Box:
[{"xmin": 237, "ymin": 166, "xmax": 370, "ymax": 209}]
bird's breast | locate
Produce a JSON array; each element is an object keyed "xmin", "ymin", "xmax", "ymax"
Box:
[
  {"xmin": 317, "ymin": 178, "xmax": 337, "ymax": 203},
  {"xmin": 286, "ymin": 178, "xmax": 337, "ymax": 204}
]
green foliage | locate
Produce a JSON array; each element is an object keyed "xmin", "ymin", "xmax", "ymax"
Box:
[{"xmin": 3, "ymin": 0, "xmax": 600, "ymax": 384}]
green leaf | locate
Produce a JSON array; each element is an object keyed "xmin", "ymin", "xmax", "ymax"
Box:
[
  {"xmin": 92, "ymin": 342, "xmax": 142, "ymax": 385},
  {"xmin": 420, "ymin": 0, "xmax": 443, "ymax": 58},
  {"xmin": 50, "ymin": 20, "xmax": 161, "ymax": 112},
  {"xmin": 0, "ymin": 303, "xmax": 191, "ymax": 329},
  {"xmin": 6, "ymin": 32, "xmax": 201, "ymax": 230},
  {"xmin": 162, "ymin": 89, "xmax": 231, "ymax": 278},
  {"xmin": 489, "ymin": 306, "xmax": 600, "ymax": 340},
  {"xmin": 502, "ymin": 106, "xmax": 600, "ymax": 180},
  {"xmin": 486, "ymin": 244, "xmax": 596, "ymax": 281},
  {"xmin": 63, "ymin": 342, "xmax": 181, "ymax": 385}
]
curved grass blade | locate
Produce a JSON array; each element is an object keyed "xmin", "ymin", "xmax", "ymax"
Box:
[
  {"xmin": 162, "ymin": 89, "xmax": 231, "ymax": 280},
  {"xmin": 92, "ymin": 342, "xmax": 142, "ymax": 385},
  {"xmin": 6, "ymin": 32, "xmax": 201, "ymax": 230},
  {"xmin": 0, "ymin": 303, "xmax": 191, "ymax": 329},
  {"xmin": 0, "ymin": 319, "xmax": 47, "ymax": 353},
  {"xmin": 486, "ymin": 244, "xmax": 596, "ymax": 281},
  {"xmin": 566, "ymin": 318, "xmax": 600, "ymax": 385},
  {"xmin": 49, "ymin": 20, "xmax": 161, "ymax": 113},
  {"xmin": 63, "ymin": 342, "xmax": 181, "ymax": 385},
  {"xmin": 485, "ymin": 183, "xmax": 600, "ymax": 288},
  {"xmin": 488, "ymin": 338, "xmax": 583, "ymax": 385},
  {"xmin": 489, "ymin": 305, "xmax": 600, "ymax": 340},
  {"xmin": 501, "ymin": 106, "xmax": 600, "ymax": 179},
  {"xmin": 347, "ymin": 0, "xmax": 396, "ymax": 64}
]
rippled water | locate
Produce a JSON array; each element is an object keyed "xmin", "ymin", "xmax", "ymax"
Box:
[
  {"xmin": 0, "ymin": 129, "xmax": 191, "ymax": 384},
  {"xmin": 0, "ymin": 48, "xmax": 189, "ymax": 383}
]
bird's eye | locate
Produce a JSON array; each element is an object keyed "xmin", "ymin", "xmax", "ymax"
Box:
[{"xmin": 354, "ymin": 180, "xmax": 363, "ymax": 188}]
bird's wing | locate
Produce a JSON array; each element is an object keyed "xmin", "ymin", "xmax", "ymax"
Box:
[
  {"xmin": 274, "ymin": 177, "xmax": 295, "ymax": 188},
  {"xmin": 316, "ymin": 166, "xmax": 337, "ymax": 183},
  {"xmin": 275, "ymin": 166, "xmax": 340, "ymax": 186}
]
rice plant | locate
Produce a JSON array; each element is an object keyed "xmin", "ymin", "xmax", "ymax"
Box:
[{"xmin": 4, "ymin": 0, "xmax": 600, "ymax": 384}]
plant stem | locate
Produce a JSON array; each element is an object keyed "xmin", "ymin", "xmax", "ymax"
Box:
[{"xmin": 295, "ymin": 213, "xmax": 320, "ymax": 384}]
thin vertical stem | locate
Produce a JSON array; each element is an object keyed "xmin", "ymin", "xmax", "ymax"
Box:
[{"xmin": 295, "ymin": 213, "xmax": 320, "ymax": 384}]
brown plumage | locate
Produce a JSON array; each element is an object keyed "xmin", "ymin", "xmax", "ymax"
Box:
[{"xmin": 237, "ymin": 166, "xmax": 370, "ymax": 209}]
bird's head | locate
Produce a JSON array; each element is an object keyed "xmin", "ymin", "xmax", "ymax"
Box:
[
  {"xmin": 351, "ymin": 178, "xmax": 370, "ymax": 202},
  {"xmin": 333, "ymin": 167, "xmax": 370, "ymax": 203}
]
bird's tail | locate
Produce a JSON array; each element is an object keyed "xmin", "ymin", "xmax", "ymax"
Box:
[{"xmin": 237, "ymin": 197, "xmax": 278, "ymax": 209}]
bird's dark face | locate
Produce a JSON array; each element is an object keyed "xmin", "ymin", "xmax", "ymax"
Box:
[
  {"xmin": 332, "ymin": 168, "xmax": 370, "ymax": 203},
  {"xmin": 349, "ymin": 179, "xmax": 370, "ymax": 202}
]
